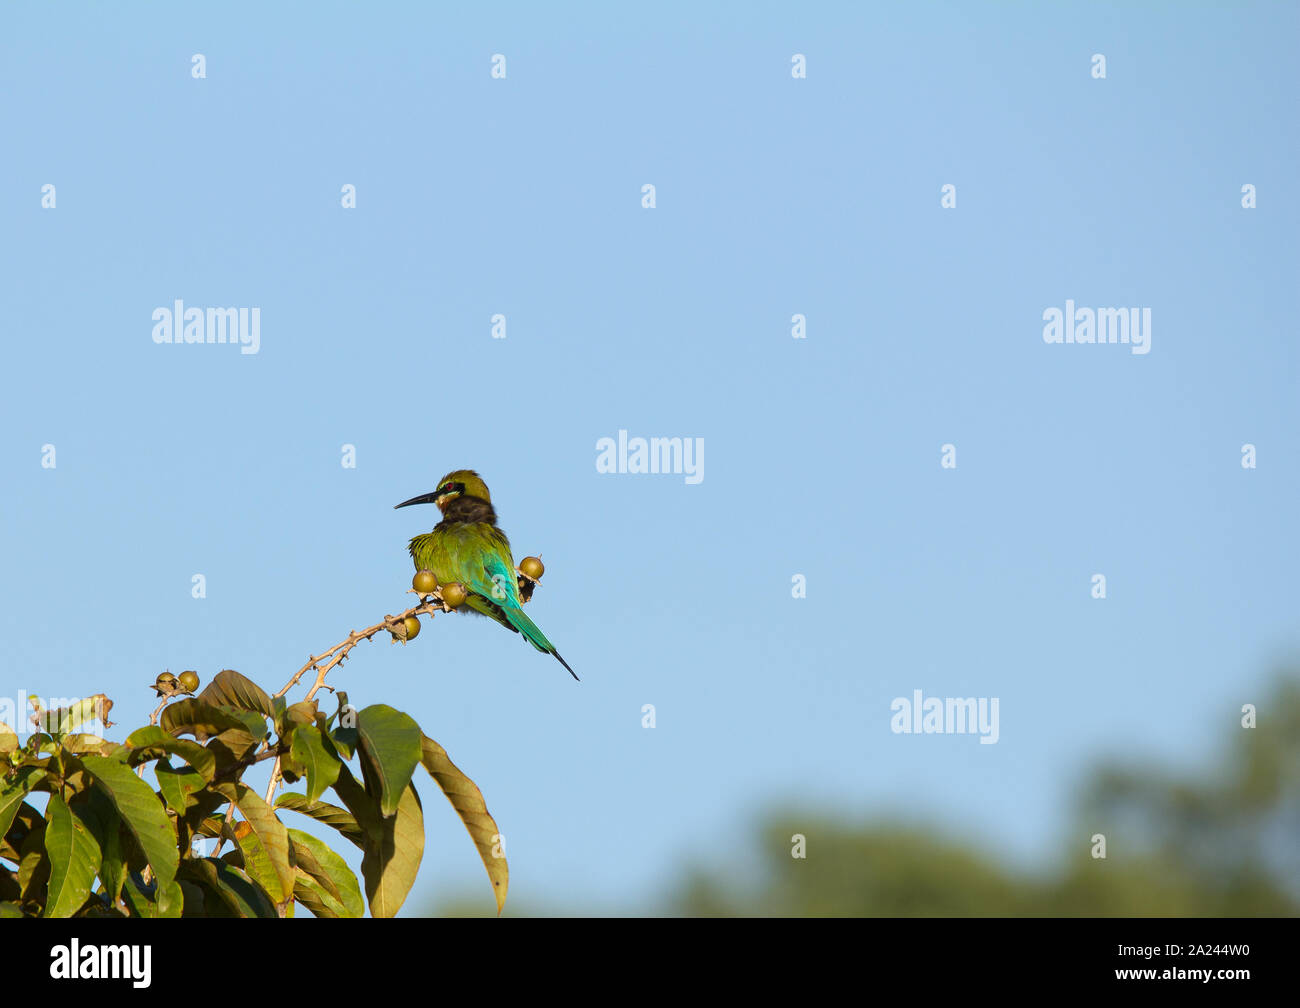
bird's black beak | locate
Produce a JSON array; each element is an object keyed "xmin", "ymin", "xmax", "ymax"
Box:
[{"xmin": 394, "ymin": 491, "xmax": 440, "ymax": 509}]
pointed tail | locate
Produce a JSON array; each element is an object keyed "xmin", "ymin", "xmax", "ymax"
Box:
[{"xmin": 502, "ymin": 604, "xmax": 579, "ymax": 681}]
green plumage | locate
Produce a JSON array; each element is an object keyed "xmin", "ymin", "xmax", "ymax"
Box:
[{"xmin": 397, "ymin": 469, "xmax": 577, "ymax": 681}]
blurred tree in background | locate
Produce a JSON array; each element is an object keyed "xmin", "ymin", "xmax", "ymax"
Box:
[{"xmin": 433, "ymin": 674, "xmax": 1300, "ymax": 917}]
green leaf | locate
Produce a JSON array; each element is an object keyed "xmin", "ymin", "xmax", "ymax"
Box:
[
  {"xmin": 284, "ymin": 700, "xmax": 318, "ymax": 728},
  {"xmin": 216, "ymin": 782, "xmax": 294, "ymax": 907},
  {"xmin": 284, "ymin": 830, "xmax": 328, "ymax": 888},
  {"xmin": 356, "ymin": 705, "xmax": 422, "ymax": 818},
  {"xmin": 290, "ymin": 723, "xmax": 342, "ymax": 804},
  {"xmin": 421, "ymin": 734, "xmax": 508, "ymax": 914},
  {"xmin": 292, "ymin": 869, "xmax": 344, "ymax": 918},
  {"xmin": 152, "ymin": 758, "xmax": 185, "ymax": 814},
  {"xmin": 179, "ymin": 789, "xmax": 227, "ymax": 837},
  {"xmin": 97, "ymin": 815, "xmax": 127, "ymax": 908},
  {"xmin": 120, "ymin": 874, "xmax": 157, "ymax": 918},
  {"xmin": 0, "ymin": 901, "xmax": 23, "ymax": 918},
  {"xmin": 0, "ymin": 766, "xmax": 42, "ymax": 843},
  {"xmin": 177, "ymin": 879, "xmax": 207, "ymax": 917},
  {"xmin": 0, "ymin": 867, "xmax": 18, "ymax": 901},
  {"xmin": 62, "ymin": 734, "xmax": 121, "ymax": 757},
  {"xmin": 197, "ymin": 670, "xmax": 274, "ymax": 719},
  {"xmin": 275, "ymin": 793, "xmax": 363, "ymax": 848},
  {"xmin": 118, "ymin": 873, "xmax": 182, "ymax": 918},
  {"xmin": 116, "ymin": 823, "xmax": 148, "ymax": 875},
  {"xmin": 160, "ymin": 700, "xmax": 265, "ymax": 771},
  {"xmin": 177, "ymin": 858, "xmax": 278, "ymax": 918},
  {"xmin": 191, "ymin": 812, "xmax": 228, "ymax": 839},
  {"xmin": 43, "ymin": 792, "xmax": 103, "ymax": 918},
  {"xmin": 18, "ymin": 822, "xmax": 49, "ymax": 903},
  {"xmin": 156, "ymin": 879, "xmax": 183, "ymax": 918},
  {"xmin": 154, "ymin": 759, "xmax": 206, "ymax": 816},
  {"xmin": 0, "ymin": 722, "xmax": 21, "ymax": 754},
  {"xmin": 68, "ymin": 787, "xmax": 118, "ymax": 894},
  {"xmin": 286, "ymin": 828, "xmax": 363, "ymax": 917},
  {"xmin": 1, "ymin": 801, "xmax": 43, "ymax": 864},
  {"xmin": 125, "ymin": 726, "xmax": 216, "ymax": 781},
  {"xmin": 80, "ymin": 754, "xmax": 178, "ymax": 891},
  {"xmin": 77, "ymin": 897, "xmax": 126, "ymax": 918},
  {"xmin": 160, "ymin": 699, "xmax": 265, "ymax": 746},
  {"xmin": 330, "ymin": 726, "xmax": 357, "ymax": 761},
  {"xmin": 33, "ymin": 695, "xmax": 113, "ymax": 736},
  {"xmin": 26, "ymin": 733, "xmax": 55, "ymax": 756},
  {"xmin": 330, "ymin": 691, "xmax": 351, "ymax": 728},
  {"xmin": 333, "ymin": 765, "xmax": 423, "ymax": 918},
  {"xmin": 232, "ymin": 828, "xmax": 288, "ymax": 913},
  {"xmin": 271, "ymin": 696, "xmax": 288, "ymax": 734}
]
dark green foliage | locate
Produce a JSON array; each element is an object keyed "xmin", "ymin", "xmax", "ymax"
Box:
[{"xmin": 0, "ymin": 668, "xmax": 506, "ymax": 917}]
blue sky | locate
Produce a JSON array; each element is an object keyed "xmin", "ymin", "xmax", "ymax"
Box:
[{"xmin": 1, "ymin": 2, "xmax": 1296, "ymax": 914}]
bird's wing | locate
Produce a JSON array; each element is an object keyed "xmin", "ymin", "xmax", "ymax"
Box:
[
  {"xmin": 432, "ymin": 524, "xmax": 578, "ymax": 679},
  {"xmin": 473, "ymin": 540, "xmax": 525, "ymax": 608},
  {"xmin": 433, "ymin": 525, "xmax": 521, "ymax": 606}
]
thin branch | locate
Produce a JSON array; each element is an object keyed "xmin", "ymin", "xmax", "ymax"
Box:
[
  {"xmin": 134, "ymin": 692, "xmax": 179, "ymax": 778},
  {"xmin": 261, "ymin": 569, "xmax": 541, "ymax": 805},
  {"xmin": 263, "ymin": 590, "xmax": 448, "ymax": 804},
  {"xmin": 212, "ymin": 815, "xmax": 240, "ymax": 860},
  {"xmin": 148, "ymin": 695, "xmax": 169, "ymax": 726},
  {"xmin": 273, "ymin": 593, "xmax": 444, "ymax": 699}
]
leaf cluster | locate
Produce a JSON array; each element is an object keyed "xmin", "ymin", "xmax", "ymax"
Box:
[{"xmin": 0, "ymin": 671, "xmax": 506, "ymax": 918}]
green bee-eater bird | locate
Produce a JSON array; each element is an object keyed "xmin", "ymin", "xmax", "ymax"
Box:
[{"xmin": 395, "ymin": 470, "xmax": 578, "ymax": 681}]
